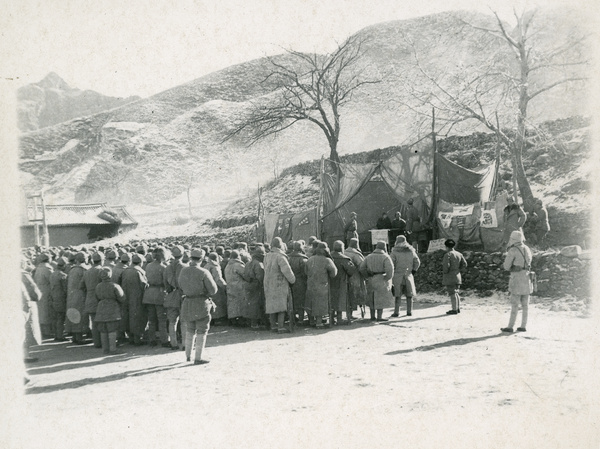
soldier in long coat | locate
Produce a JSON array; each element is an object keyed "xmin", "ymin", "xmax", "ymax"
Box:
[
  {"xmin": 263, "ymin": 237, "xmax": 296, "ymax": 333},
  {"xmin": 244, "ymin": 246, "xmax": 266, "ymax": 328},
  {"xmin": 390, "ymin": 236, "xmax": 420, "ymax": 317},
  {"xmin": 205, "ymin": 253, "xmax": 228, "ymax": 323},
  {"xmin": 95, "ymin": 267, "xmax": 125, "ymax": 354},
  {"xmin": 305, "ymin": 242, "xmax": 337, "ymax": 328},
  {"xmin": 344, "ymin": 238, "xmax": 368, "ymax": 318},
  {"xmin": 359, "ymin": 241, "xmax": 394, "ymax": 321},
  {"xmin": 165, "ymin": 245, "xmax": 187, "ymax": 349},
  {"xmin": 330, "ymin": 241, "xmax": 356, "ymax": 325},
  {"xmin": 288, "ymin": 241, "xmax": 308, "ymax": 324},
  {"xmin": 49, "ymin": 257, "xmax": 68, "ymax": 341},
  {"xmin": 66, "ymin": 252, "xmax": 88, "ymax": 344},
  {"xmin": 120, "ymin": 254, "xmax": 148, "ymax": 345},
  {"xmin": 143, "ymin": 247, "xmax": 169, "ymax": 347},
  {"xmin": 33, "ymin": 253, "xmax": 54, "ymax": 338},
  {"xmin": 22, "ymin": 263, "xmax": 42, "ymax": 361},
  {"xmin": 112, "ymin": 253, "xmax": 130, "ymax": 343},
  {"xmin": 224, "ymin": 251, "xmax": 248, "ymax": 323},
  {"xmin": 81, "ymin": 252, "xmax": 105, "ymax": 348},
  {"xmin": 178, "ymin": 248, "xmax": 218, "ymax": 364}
]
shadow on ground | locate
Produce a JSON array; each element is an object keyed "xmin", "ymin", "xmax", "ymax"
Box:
[{"xmin": 385, "ymin": 333, "xmax": 510, "ymax": 355}]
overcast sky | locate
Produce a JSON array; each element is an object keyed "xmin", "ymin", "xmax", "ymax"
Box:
[{"xmin": 1, "ymin": 0, "xmax": 594, "ymax": 98}]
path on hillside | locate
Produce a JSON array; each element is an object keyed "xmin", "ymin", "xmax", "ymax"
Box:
[{"xmin": 20, "ymin": 293, "xmax": 598, "ymax": 449}]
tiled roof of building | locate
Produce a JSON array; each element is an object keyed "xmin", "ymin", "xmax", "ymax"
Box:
[{"xmin": 23, "ymin": 203, "xmax": 137, "ymax": 227}]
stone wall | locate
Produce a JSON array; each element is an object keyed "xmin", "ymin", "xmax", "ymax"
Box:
[{"xmin": 414, "ymin": 249, "xmax": 592, "ymax": 299}]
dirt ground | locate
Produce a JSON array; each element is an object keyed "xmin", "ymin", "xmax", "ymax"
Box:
[{"xmin": 10, "ymin": 292, "xmax": 600, "ymax": 449}]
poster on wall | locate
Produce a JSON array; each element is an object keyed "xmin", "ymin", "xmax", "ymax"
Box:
[
  {"xmin": 480, "ymin": 209, "xmax": 498, "ymax": 228},
  {"xmin": 427, "ymin": 238, "xmax": 447, "ymax": 253},
  {"xmin": 453, "ymin": 204, "xmax": 474, "ymax": 215},
  {"xmin": 438, "ymin": 211, "xmax": 453, "ymax": 228}
]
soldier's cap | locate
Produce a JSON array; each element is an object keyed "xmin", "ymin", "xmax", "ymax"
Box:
[
  {"xmin": 132, "ymin": 254, "xmax": 143, "ymax": 264},
  {"xmin": 375, "ymin": 241, "xmax": 387, "ymax": 250},
  {"xmin": 253, "ymin": 246, "xmax": 266, "ymax": 256},
  {"xmin": 74, "ymin": 252, "xmax": 86, "ymax": 263},
  {"xmin": 92, "ymin": 252, "xmax": 104, "ymax": 262},
  {"xmin": 135, "ymin": 245, "xmax": 147, "ymax": 255},
  {"xmin": 293, "ymin": 241, "xmax": 303, "ymax": 252},
  {"xmin": 208, "ymin": 252, "xmax": 219, "ymax": 261},
  {"xmin": 120, "ymin": 253, "xmax": 131, "ymax": 262},
  {"xmin": 39, "ymin": 253, "xmax": 50, "ymax": 262},
  {"xmin": 407, "ymin": 198, "xmax": 414, "ymax": 205},
  {"xmin": 444, "ymin": 239, "xmax": 456, "ymax": 248},
  {"xmin": 171, "ymin": 245, "xmax": 184, "ymax": 257},
  {"xmin": 56, "ymin": 257, "xmax": 67, "ymax": 267},
  {"xmin": 229, "ymin": 250, "xmax": 240, "ymax": 259},
  {"xmin": 317, "ymin": 241, "xmax": 329, "ymax": 249},
  {"xmin": 332, "ymin": 240, "xmax": 344, "ymax": 252},
  {"xmin": 106, "ymin": 250, "xmax": 117, "ymax": 260},
  {"xmin": 190, "ymin": 248, "xmax": 204, "ymax": 259}
]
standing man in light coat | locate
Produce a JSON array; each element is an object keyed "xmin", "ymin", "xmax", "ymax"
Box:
[
  {"xmin": 390, "ymin": 236, "xmax": 420, "ymax": 317},
  {"xmin": 263, "ymin": 237, "xmax": 296, "ymax": 334},
  {"xmin": 224, "ymin": 250, "xmax": 248, "ymax": 324},
  {"xmin": 33, "ymin": 253, "xmax": 54, "ymax": 339},
  {"xmin": 143, "ymin": 247, "xmax": 169, "ymax": 348},
  {"xmin": 359, "ymin": 241, "xmax": 394, "ymax": 321},
  {"xmin": 178, "ymin": 248, "xmax": 218, "ymax": 365},
  {"xmin": 501, "ymin": 231, "xmax": 533, "ymax": 333},
  {"xmin": 165, "ymin": 245, "xmax": 187, "ymax": 350},
  {"xmin": 442, "ymin": 239, "xmax": 468, "ymax": 315}
]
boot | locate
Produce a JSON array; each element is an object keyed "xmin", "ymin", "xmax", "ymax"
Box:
[
  {"xmin": 185, "ymin": 332, "xmax": 194, "ymax": 362},
  {"xmin": 369, "ymin": 307, "xmax": 376, "ymax": 321},
  {"xmin": 101, "ymin": 333, "xmax": 109, "ymax": 354},
  {"xmin": 406, "ymin": 296, "xmax": 413, "ymax": 316},
  {"xmin": 108, "ymin": 332, "xmax": 117, "ymax": 353},
  {"xmin": 194, "ymin": 332, "xmax": 207, "ymax": 362},
  {"xmin": 391, "ymin": 298, "xmax": 400, "ymax": 317}
]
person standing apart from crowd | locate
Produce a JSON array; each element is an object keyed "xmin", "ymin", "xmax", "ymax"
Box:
[
  {"xmin": 376, "ymin": 212, "xmax": 392, "ymax": 230},
  {"xmin": 501, "ymin": 231, "xmax": 533, "ymax": 333},
  {"xmin": 405, "ymin": 198, "xmax": 419, "ymax": 233},
  {"xmin": 502, "ymin": 196, "xmax": 527, "ymax": 250},
  {"xmin": 344, "ymin": 212, "xmax": 359, "ymax": 248},
  {"xmin": 264, "ymin": 237, "xmax": 296, "ymax": 333},
  {"xmin": 49, "ymin": 257, "xmax": 68, "ymax": 341},
  {"xmin": 81, "ymin": 252, "xmax": 106, "ymax": 348},
  {"xmin": 120, "ymin": 254, "xmax": 148, "ymax": 345},
  {"xmin": 305, "ymin": 242, "xmax": 337, "ymax": 328},
  {"xmin": 94, "ymin": 267, "xmax": 125, "ymax": 354},
  {"xmin": 359, "ymin": 241, "xmax": 394, "ymax": 321},
  {"xmin": 178, "ymin": 248, "xmax": 218, "ymax": 365},
  {"xmin": 442, "ymin": 239, "xmax": 467, "ymax": 315},
  {"xmin": 531, "ymin": 199, "xmax": 550, "ymax": 248},
  {"xmin": 22, "ymin": 260, "xmax": 42, "ymax": 363},
  {"xmin": 390, "ymin": 236, "xmax": 420, "ymax": 317}
]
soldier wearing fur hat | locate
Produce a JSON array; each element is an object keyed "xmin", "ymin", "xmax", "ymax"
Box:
[
  {"xmin": 33, "ymin": 252, "xmax": 55, "ymax": 338},
  {"xmin": 442, "ymin": 239, "xmax": 467, "ymax": 315},
  {"xmin": 344, "ymin": 238, "xmax": 368, "ymax": 318},
  {"xmin": 244, "ymin": 245, "xmax": 266, "ymax": 329},
  {"xmin": 390, "ymin": 235, "xmax": 420, "ymax": 317},
  {"xmin": 120, "ymin": 253, "xmax": 149, "ymax": 345},
  {"xmin": 104, "ymin": 250, "xmax": 118, "ymax": 269},
  {"xmin": 205, "ymin": 252, "xmax": 228, "ymax": 324},
  {"xmin": 66, "ymin": 252, "xmax": 88, "ymax": 344},
  {"xmin": 224, "ymin": 250, "xmax": 248, "ymax": 324},
  {"xmin": 264, "ymin": 237, "xmax": 296, "ymax": 333},
  {"xmin": 143, "ymin": 247, "xmax": 169, "ymax": 348},
  {"xmin": 164, "ymin": 245, "xmax": 187, "ymax": 349},
  {"xmin": 330, "ymin": 240, "xmax": 357, "ymax": 324},
  {"xmin": 305, "ymin": 241, "xmax": 337, "ymax": 328},
  {"xmin": 178, "ymin": 248, "xmax": 218, "ymax": 364},
  {"xmin": 359, "ymin": 241, "xmax": 394, "ymax": 321},
  {"xmin": 95, "ymin": 267, "xmax": 125, "ymax": 354},
  {"xmin": 81, "ymin": 252, "xmax": 106, "ymax": 348},
  {"xmin": 49, "ymin": 257, "xmax": 69, "ymax": 341},
  {"xmin": 288, "ymin": 241, "xmax": 309, "ymax": 324}
]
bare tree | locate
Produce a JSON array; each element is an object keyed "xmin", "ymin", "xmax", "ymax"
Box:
[
  {"xmin": 399, "ymin": 9, "xmax": 588, "ymax": 209},
  {"xmin": 224, "ymin": 34, "xmax": 380, "ymax": 170}
]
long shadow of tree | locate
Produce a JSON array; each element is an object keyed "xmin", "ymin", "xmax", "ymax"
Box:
[{"xmin": 385, "ymin": 332, "xmax": 510, "ymax": 356}]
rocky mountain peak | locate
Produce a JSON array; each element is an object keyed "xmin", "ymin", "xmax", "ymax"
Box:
[{"xmin": 36, "ymin": 72, "xmax": 71, "ymax": 91}]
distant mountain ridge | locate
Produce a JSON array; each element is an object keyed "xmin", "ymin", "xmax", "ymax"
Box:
[
  {"xmin": 18, "ymin": 8, "xmax": 590, "ymax": 211},
  {"xmin": 17, "ymin": 72, "xmax": 141, "ymax": 132}
]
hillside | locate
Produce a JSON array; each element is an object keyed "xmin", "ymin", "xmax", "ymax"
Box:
[
  {"xmin": 18, "ymin": 8, "xmax": 591, "ymax": 211},
  {"xmin": 17, "ymin": 73, "xmax": 141, "ymax": 132}
]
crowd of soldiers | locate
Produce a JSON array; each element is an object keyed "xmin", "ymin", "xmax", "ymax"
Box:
[{"xmin": 22, "ymin": 203, "xmax": 538, "ymax": 367}]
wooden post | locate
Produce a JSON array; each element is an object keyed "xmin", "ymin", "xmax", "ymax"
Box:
[
  {"xmin": 40, "ymin": 191, "xmax": 49, "ymax": 247},
  {"xmin": 430, "ymin": 107, "xmax": 438, "ymax": 239}
]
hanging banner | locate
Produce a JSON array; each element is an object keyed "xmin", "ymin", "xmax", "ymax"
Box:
[
  {"xmin": 438, "ymin": 211, "xmax": 453, "ymax": 229},
  {"xmin": 452, "ymin": 204, "xmax": 474, "ymax": 215},
  {"xmin": 480, "ymin": 209, "xmax": 498, "ymax": 228},
  {"xmin": 427, "ymin": 238, "xmax": 447, "ymax": 253}
]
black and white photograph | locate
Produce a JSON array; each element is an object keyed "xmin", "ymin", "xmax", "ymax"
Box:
[{"xmin": 1, "ymin": 0, "xmax": 598, "ymax": 447}]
